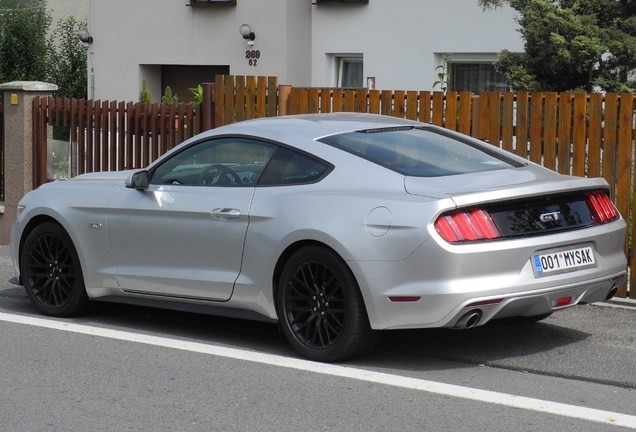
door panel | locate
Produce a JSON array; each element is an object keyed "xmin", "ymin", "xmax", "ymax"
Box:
[
  {"xmin": 107, "ymin": 184, "xmax": 253, "ymax": 300},
  {"xmin": 106, "ymin": 136, "xmax": 277, "ymax": 300}
]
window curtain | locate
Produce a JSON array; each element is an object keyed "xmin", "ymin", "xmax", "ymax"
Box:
[
  {"xmin": 450, "ymin": 63, "xmax": 508, "ymax": 93},
  {"xmin": 341, "ymin": 60, "xmax": 363, "ymax": 88}
]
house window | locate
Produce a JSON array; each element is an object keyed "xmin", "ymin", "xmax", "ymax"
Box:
[
  {"xmin": 449, "ymin": 62, "xmax": 508, "ymax": 93},
  {"xmin": 337, "ymin": 56, "xmax": 363, "ymax": 88}
]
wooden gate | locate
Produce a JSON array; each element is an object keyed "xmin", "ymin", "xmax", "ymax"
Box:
[{"xmin": 31, "ymin": 97, "xmax": 208, "ymax": 187}]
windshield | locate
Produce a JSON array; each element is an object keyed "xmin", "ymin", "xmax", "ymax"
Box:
[{"xmin": 319, "ymin": 127, "xmax": 520, "ymax": 177}]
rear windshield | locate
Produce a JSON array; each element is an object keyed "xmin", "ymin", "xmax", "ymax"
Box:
[{"xmin": 319, "ymin": 127, "xmax": 520, "ymax": 177}]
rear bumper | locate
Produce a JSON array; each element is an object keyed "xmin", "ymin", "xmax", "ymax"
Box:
[
  {"xmin": 442, "ymin": 270, "xmax": 625, "ymax": 329},
  {"xmin": 351, "ymin": 220, "xmax": 627, "ymax": 330},
  {"xmin": 361, "ymin": 268, "xmax": 626, "ymax": 330}
]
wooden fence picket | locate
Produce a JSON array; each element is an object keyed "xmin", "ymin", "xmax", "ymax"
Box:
[
  {"xmin": 603, "ymin": 94, "xmax": 619, "ymax": 198},
  {"xmin": 543, "ymin": 92, "xmax": 558, "ymax": 171},
  {"xmin": 587, "ymin": 93, "xmax": 603, "ymax": 178},
  {"xmin": 405, "ymin": 91, "xmax": 418, "ymax": 120},
  {"xmin": 515, "ymin": 92, "xmax": 529, "ymax": 158},
  {"xmin": 445, "ymin": 91, "xmax": 458, "ymax": 131},
  {"xmin": 501, "ymin": 92, "xmax": 514, "ymax": 152},
  {"xmin": 571, "ymin": 93, "xmax": 587, "ymax": 177}
]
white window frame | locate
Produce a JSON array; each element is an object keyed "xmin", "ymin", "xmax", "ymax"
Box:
[
  {"xmin": 436, "ymin": 53, "xmax": 508, "ymax": 93},
  {"xmin": 335, "ymin": 55, "xmax": 364, "ymax": 88}
]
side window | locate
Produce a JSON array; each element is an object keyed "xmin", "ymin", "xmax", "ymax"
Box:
[
  {"xmin": 150, "ymin": 138, "xmax": 277, "ymax": 187},
  {"xmin": 259, "ymin": 147, "xmax": 332, "ymax": 186}
]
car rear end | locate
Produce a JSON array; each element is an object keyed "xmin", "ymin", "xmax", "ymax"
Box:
[
  {"xmin": 316, "ymin": 120, "xmax": 627, "ymax": 331},
  {"xmin": 359, "ymin": 174, "xmax": 627, "ymax": 330}
]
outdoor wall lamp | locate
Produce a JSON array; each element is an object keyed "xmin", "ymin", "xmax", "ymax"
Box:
[
  {"xmin": 77, "ymin": 28, "xmax": 93, "ymax": 44},
  {"xmin": 239, "ymin": 24, "xmax": 256, "ymax": 46}
]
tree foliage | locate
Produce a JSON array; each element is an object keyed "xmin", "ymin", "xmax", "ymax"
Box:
[
  {"xmin": 0, "ymin": 0, "xmax": 31, "ymax": 10},
  {"xmin": 139, "ymin": 78, "xmax": 152, "ymax": 104},
  {"xmin": 479, "ymin": 0, "xmax": 636, "ymax": 92},
  {"xmin": 161, "ymin": 86, "xmax": 179, "ymax": 105},
  {"xmin": 0, "ymin": 0, "xmax": 88, "ymax": 98},
  {"xmin": 0, "ymin": 1, "xmax": 49, "ymax": 83},
  {"xmin": 48, "ymin": 16, "xmax": 88, "ymax": 99}
]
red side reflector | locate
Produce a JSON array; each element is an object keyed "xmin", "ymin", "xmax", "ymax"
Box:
[
  {"xmin": 467, "ymin": 298, "xmax": 504, "ymax": 307},
  {"xmin": 556, "ymin": 296, "xmax": 572, "ymax": 307},
  {"xmin": 388, "ymin": 296, "xmax": 421, "ymax": 302},
  {"xmin": 435, "ymin": 209, "xmax": 501, "ymax": 243}
]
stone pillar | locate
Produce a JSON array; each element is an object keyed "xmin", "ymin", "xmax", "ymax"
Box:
[{"xmin": 0, "ymin": 81, "xmax": 58, "ymax": 245}]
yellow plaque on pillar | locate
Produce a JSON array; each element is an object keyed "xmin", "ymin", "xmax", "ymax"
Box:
[{"xmin": 10, "ymin": 93, "xmax": 18, "ymax": 105}]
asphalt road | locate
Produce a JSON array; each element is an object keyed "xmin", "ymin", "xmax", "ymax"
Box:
[{"xmin": 0, "ymin": 245, "xmax": 635, "ymax": 431}]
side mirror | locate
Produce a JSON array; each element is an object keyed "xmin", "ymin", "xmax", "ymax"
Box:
[{"xmin": 126, "ymin": 170, "xmax": 150, "ymax": 190}]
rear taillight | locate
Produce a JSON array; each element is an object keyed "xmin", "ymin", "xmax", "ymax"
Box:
[
  {"xmin": 435, "ymin": 209, "xmax": 501, "ymax": 243},
  {"xmin": 585, "ymin": 191, "xmax": 619, "ymax": 224}
]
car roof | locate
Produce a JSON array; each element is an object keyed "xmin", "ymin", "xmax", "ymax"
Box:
[{"xmin": 205, "ymin": 112, "xmax": 423, "ymax": 141}]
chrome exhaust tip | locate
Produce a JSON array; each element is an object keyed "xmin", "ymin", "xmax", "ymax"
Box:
[{"xmin": 454, "ymin": 310, "xmax": 482, "ymax": 329}]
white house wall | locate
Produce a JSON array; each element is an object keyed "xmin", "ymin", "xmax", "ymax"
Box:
[
  {"xmin": 48, "ymin": 0, "xmax": 88, "ymax": 26},
  {"xmin": 89, "ymin": 0, "xmax": 312, "ymax": 101},
  {"xmin": 88, "ymin": 0, "xmax": 521, "ymax": 101},
  {"xmin": 311, "ymin": 0, "xmax": 522, "ymax": 91}
]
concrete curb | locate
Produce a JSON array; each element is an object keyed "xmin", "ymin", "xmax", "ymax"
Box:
[{"xmin": 596, "ymin": 297, "xmax": 636, "ymax": 310}]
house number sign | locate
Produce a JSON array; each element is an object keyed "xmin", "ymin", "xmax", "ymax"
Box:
[{"xmin": 245, "ymin": 50, "xmax": 261, "ymax": 66}]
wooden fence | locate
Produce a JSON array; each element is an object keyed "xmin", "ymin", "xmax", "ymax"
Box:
[
  {"xmin": 32, "ymin": 75, "xmax": 636, "ymax": 297},
  {"xmin": 31, "ymin": 97, "xmax": 207, "ymax": 186}
]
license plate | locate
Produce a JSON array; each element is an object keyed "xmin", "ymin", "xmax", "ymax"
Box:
[{"xmin": 533, "ymin": 246, "xmax": 595, "ymax": 276}]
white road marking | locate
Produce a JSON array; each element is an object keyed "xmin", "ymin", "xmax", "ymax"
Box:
[{"xmin": 1, "ymin": 311, "xmax": 635, "ymax": 429}]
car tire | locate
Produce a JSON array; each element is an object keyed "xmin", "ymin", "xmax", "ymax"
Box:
[
  {"xmin": 277, "ymin": 245, "xmax": 376, "ymax": 362},
  {"xmin": 20, "ymin": 222, "xmax": 89, "ymax": 317}
]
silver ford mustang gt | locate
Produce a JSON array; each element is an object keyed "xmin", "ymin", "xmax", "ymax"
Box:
[{"xmin": 11, "ymin": 113, "xmax": 627, "ymax": 361}]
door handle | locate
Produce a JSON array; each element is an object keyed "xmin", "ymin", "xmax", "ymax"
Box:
[{"xmin": 211, "ymin": 208, "xmax": 241, "ymax": 220}]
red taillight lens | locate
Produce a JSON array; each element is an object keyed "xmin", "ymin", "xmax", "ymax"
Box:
[
  {"xmin": 585, "ymin": 191, "xmax": 619, "ymax": 224},
  {"xmin": 435, "ymin": 209, "xmax": 501, "ymax": 243}
]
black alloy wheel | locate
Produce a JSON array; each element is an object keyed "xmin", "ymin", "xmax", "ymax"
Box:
[
  {"xmin": 20, "ymin": 222, "xmax": 89, "ymax": 317},
  {"xmin": 277, "ymin": 245, "xmax": 375, "ymax": 362}
]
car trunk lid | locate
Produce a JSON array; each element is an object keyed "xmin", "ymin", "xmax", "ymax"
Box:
[{"xmin": 405, "ymin": 169, "xmax": 615, "ymax": 238}]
